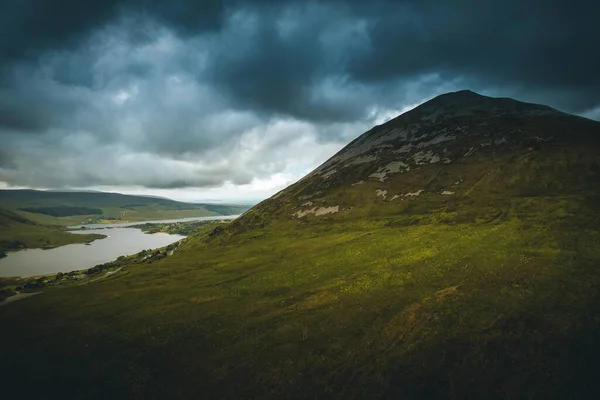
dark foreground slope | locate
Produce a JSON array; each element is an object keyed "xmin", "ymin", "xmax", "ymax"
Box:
[{"xmin": 1, "ymin": 91, "xmax": 600, "ymax": 399}]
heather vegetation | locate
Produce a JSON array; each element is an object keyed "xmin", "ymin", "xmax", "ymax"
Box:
[
  {"xmin": 1, "ymin": 192, "xmax": 600, "ymax": 398},
  {"xmin": 133, "ymin": 219, "xmax": 230, "ymax": 235}
]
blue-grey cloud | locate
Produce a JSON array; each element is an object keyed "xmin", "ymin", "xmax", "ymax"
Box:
[{"xmin": 0, "ymin": 0, "xmax": 598, "ymax": 190}]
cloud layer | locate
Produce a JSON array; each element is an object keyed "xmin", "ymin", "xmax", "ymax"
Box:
[{"xmin": 1, "ymin": 0, "xmax": 599, "ymax": 199}]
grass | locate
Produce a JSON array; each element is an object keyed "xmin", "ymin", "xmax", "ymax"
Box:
[
  {"xmin": 0, "ymin": 189, "xmax": 249, "ymax": 226},
  {"xmin": 0, "ymin": 209, "xmax": 105, "ymax": 256},
  {"xmin": 132, "ymin": 219, "xmax": 230, "ymax": 235},
  {"xmin": 18, "ymin": 207, "xmax": 242, "ymax": 226},
  {"xmin": 1, "ymin": 194, "xmax": 600, "ymax": 398}
]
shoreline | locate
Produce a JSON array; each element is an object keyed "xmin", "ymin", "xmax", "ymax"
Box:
[
  {"xmin": 0, "ymin": 234, "xmax": 106, "ymax": 259},
  {"xmin": 0, "ymin": 229, "xmax": 188, "ymax": 279},
  {"xmin": 70, "ymin": 214, "xmax": 238, "ymax": 230},
  {"xmin": 0, "ymin": 216, "xmax": 227, "ymax": 280}
]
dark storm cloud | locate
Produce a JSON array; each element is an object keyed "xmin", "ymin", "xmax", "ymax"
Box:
[
  {"xmin": 343, "ymin": 0, "xmax": 600, "ymax": 113},
  {"xmin": 3, "ymin": 0, "xmax": 599, "ymax": 117},
  {"xmin": 0, "ymin": 0, "xmax": 226, "ymax": 62},
  {"xmin": 0, "ymin": 0, "xmax": 599, "ymax": 190},
  {"xmin": 0, "ymin": 66, "xmax": 94, "ymax": 133},
  {"xmin": 199, "ymin": 2, "xmax": 370, "ymax": 122},
  {"xmin": 199, "ymin": 0, "xmax": 600, "ymax": 118}
]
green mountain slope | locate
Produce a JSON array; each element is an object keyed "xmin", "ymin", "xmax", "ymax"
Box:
[
  {"xmin": 0, "ymin": 209, "xmax": 105, "ymax": 258},
  {"xmin": 235, "ymin": 90, "xmax": 600, "ymax": 230},
  {"xmin": 2, "ymin": 91, "xmax": 600, "ymax": 398},
  {"xmin": 0, "ymin": 190, "xmax": 250, "ymax": 224}
]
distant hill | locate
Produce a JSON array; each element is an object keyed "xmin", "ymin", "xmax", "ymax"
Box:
[
  {"xmin": 0, "ymin": 208, "xmax": 35, "ymax": 227},
  {"xmin": 0, "ymin": 190, "xmax": 250, "ymax": 225},
  {"xmin": 0, "ymin": 208, "xmax": 105, "ymax": 258}
]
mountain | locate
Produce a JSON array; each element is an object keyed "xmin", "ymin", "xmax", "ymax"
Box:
[
  {"xmin": 235, "ymin": 89, "xmax": 600, "ymax": 229},
  {"xmin": 2, "ymin": 91, "xmax": 600, "ymax": 399},
  {"xmin": 0, "ymin": 189, "xmax": 250, "ymax": 224}
]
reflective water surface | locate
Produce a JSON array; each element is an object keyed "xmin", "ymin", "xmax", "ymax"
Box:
[{"xmin": 0, "ymin": 227, "xmax": 184, "ymax": 277}]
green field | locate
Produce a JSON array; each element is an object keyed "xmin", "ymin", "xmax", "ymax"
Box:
[
  {"xmin": 0, "ymin": 190, "xmax": 249, "ymax": 225},
  {"xmin": 0, "ymin": 209, "xmax": 105, "ymax": 257}
]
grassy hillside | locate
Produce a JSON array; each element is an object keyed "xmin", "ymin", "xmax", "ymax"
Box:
[
  {"xmin": 133, "ymin": 219, "xmax": 230, "ymax": 235},
  {"xmin": 0, "ymin": 209, "xmax": 105, "ymax": 258},
  {"xmin": 1, "ymin": 196, "xmax": 600, "ymax": 398},
  {"xmin": 0, "ymin": 190, "xmax": 249, "ymax": 225}
]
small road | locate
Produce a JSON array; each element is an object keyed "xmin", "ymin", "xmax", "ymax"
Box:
[{"xmin": 0, "ymin": 292, "xmax": 41, "ymax": 307}]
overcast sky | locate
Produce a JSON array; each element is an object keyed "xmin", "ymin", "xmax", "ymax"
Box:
[{"xmin": 1, "ymin": 0, "xmax": 599, "ymax": 203}]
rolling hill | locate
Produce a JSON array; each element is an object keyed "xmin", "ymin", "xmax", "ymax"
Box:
[
  {"xmin": 0, "ymin": 208, "xmax": 105, "ymax": 257},
  {"xmin": 2, "ymin": 91, "xmax": 600, "ymax": 399},
  {"xmin": 0, "ymin": 190, "xmax": 250, "ymax": 225}
]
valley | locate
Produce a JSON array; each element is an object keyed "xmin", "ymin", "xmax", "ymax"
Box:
[
  {"xmin": 0, "ymin": 190, "xmax": 247, "ymax": 256},
  {"xmin": 0, "ymin": 189, "xmax": 250, "ymax": 226},
  {"xmin": 0, "ymin": 216, "xmax": 233, "ymax": 277}
]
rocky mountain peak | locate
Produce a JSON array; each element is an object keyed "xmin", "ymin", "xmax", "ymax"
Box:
[
  {"xmin": 307, "ymin": 90, "xmax": 562, "ymax": 174},
  {"xmin": 235, "ymin": 91, "xmax": 600, "ymax": 227},
  {"xmin": 414, "ymin": 89, "xmax": 557, "ymax": 117},
  {"xmin": 420, "ymin": 89, "xmax": 488, "ymax": 109}
]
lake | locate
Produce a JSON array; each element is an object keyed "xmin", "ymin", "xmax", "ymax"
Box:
[
  {"xmin": 69, "ymin": 214, "xmax": 239, "ymax": 229},
  {"xmin": 0, "ymin": 215, "xmax": 237, "ymax": 277}
]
